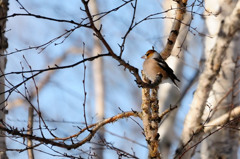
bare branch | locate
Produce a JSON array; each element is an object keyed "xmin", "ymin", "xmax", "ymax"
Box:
[
  {"xmin": 176, "ymin": 106, "xmax": 240, "ymax": 158},
  {"xmin": 0, "ymin": 13, "xmax": 80, "ymax": 25},
  {"xmin": 1, "ymin": 53, "xmax": 110, "ymax": 95},
  {"xmin": 178, "ymin": 1, "xmax": 240, "ymax": 158},
  {"xmin": 161, "ymin": 0, "xmax": 188, "ymax": 60},
  {"xmin": 0, "ymin": 111, "xmax": 140, "ymax": 149},
  {"xmin": 81, "ymin": 0, "xmax": 163, "ymax": 88}
]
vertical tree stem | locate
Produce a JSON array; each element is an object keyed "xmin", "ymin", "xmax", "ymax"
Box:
[
  {"xmin": 27, "ymin": 106, "xmax": 34, "ymax": 159},
  {"xmin": 141, "ymin": 72, "xmax": 161, "ymax": 158},
  {"xmin": 0, "ymin": 0, "xmax": 9, "ymax": 158},
  {"xmin": 149, "ymin": 87, "xmax": 160, "ymax": 158},
  {"xmin": 161, "ymin": 0, "xmax": 188, "ymax": 60}
]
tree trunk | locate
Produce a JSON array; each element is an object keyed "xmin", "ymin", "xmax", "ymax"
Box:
[
  {"xmin": 89, "ymin": 0, "xmax": 105, "ymax": 158},
  {"xmin": 201, "ymin": 0, "xmax": 240, "ymax": 158},
  {"xmin": 0, "ymin": 0, "xmax": 9, "ymax": 158},
  {"xmin": 177, "ymin": 0, "xmax": 240, "ymax": 158},
  {"xmin": 27, "ymin": 106, "xmax": 34, "ymax": 159},
  {"xmin": 158, "ymin": 1, "xmax": 190, "ymax": 157}
]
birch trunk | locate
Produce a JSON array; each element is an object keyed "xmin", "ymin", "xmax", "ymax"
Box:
[
  {"xmin": 27, "ymin": 106, "xmax": 34, "ymax": 159},
  {"xmin": 0, "ymin": 0, "xmax": 9, "ymax": 158},
  {"xmin": 201, "ymin": 0, "xmax": 240, "ymax": 158},
  {"xmin": 158, "ymin": 1, "xmax": 190, "ymax": 157},
  {"xmin": 177, "ymin": 0, "xmax": 240, "ymax": 158},
  {"xmin": 89, "ymin": 0, "xmax": 105, "ymax": 158}
]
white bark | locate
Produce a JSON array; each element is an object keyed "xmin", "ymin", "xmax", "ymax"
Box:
[
  {"xmin": 201, "ymin": 1, "xmax": 240, "ymax": 158},
  {"xmin": 89, "ymin": 0, "xmax": 104, "ymax": 124},
  {"xmin": 158, "ymin": 1, "xmax": 190, "ymax": 157},
  {"xmin": 178, "ymin": 1, "xmax": 240, "ymax": 158},
  {"xmin": 89, "ymin": 0, "xmax": 105, "ymax": 158},
  {"xmin": 201, "ymin": 44, "xmax": 239, "ymax": 159},
  {"xmin": 0, "ymin": 0, "xmax": 9, "ymax": 158},
  {"xmin": 27, "ymin": 106, "xmax": 34, "ymax": 159}
]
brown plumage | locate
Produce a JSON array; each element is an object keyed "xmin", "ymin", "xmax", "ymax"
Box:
[{"xmin": 141, "ymin": 50, "xmax": 180, "ymax": 88}]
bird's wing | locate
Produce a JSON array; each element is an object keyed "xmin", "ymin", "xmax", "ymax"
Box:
[
  {"xmin": 154, "ymin": 57, "xmax": 174, "ymax": 74},
  {"xmin": 154, "ymin": 57, "xmax": 180, "ymax": 83}
]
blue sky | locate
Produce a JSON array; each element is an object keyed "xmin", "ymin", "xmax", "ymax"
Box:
[{"xmin": 5, "ymin": 0, "xmax": 204, "ymax": 158}]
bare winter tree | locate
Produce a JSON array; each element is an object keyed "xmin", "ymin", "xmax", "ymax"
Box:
[
  {"xmin": 200, "ymin": 0, "xmax": 240, "ymax": 158},
  {"xmin": 157, "ymin": 0, "xmax": 191, "ymax": 157},
  {"xmin": 176, "ymin": 0, "xmax": 240, "ymax": 158},
  {"xmin": 0, "ymin": 0, "xmax": 240, "ymax": 159}
]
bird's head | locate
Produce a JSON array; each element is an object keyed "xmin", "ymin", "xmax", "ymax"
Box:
[{"xmin": 141, "ymin": 49, "xmax": 158, "ymax": 59}]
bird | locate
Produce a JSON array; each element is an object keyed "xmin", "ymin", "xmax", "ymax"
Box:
[{"xmin": 141, "ymin": 49, "xmax": 180, "ymax": 89}]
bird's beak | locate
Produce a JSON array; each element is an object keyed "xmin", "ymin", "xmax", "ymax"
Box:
[{"xmin": 141, "ymin": 55, "xmax": 146, "ymax": 59}]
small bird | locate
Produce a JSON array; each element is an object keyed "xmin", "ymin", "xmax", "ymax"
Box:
[{"xmin": 141, "ymin": 49, "xmax": 180, "ymax": 89}]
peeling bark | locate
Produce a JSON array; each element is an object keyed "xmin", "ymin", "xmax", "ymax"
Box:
[
  {"xmin": 0, "ymin": 0, "xmax": 9, "ymax": 158},
  {"xmin": 177, "ymin": 1, "xmax": 240, "ymax": 158},
  {"xmin": 158, "ymin": 0, "xmax": 191, "ymax": 157},
  {"xmin": 201, "ymin": 1, "xmax": 240, "ymax": 157}
]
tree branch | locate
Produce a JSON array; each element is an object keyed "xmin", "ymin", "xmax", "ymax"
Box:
[
  {"xmin": 82, "ymin": 0, "xmax": 163, "ymax": 88},
  {"xmin": 0, "ymin": 111, "xmax": 140, "ymax": 149},
  {"xmin": 177, "ymin": 1, "xmax": 240, "ymax": 158},
  {"xmin": 161, "ymin": 0, "xmax": 188, "ymax": 60}
]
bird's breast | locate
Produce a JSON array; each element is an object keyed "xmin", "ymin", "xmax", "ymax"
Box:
[{"xmin": 143, "ymin": 59, "xmax": 168, "ymax": 82}]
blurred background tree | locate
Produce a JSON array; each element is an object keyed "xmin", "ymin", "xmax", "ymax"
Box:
[{"xmin": 0, "ymin": 0, "xmax": 239, "ymax": 159}]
